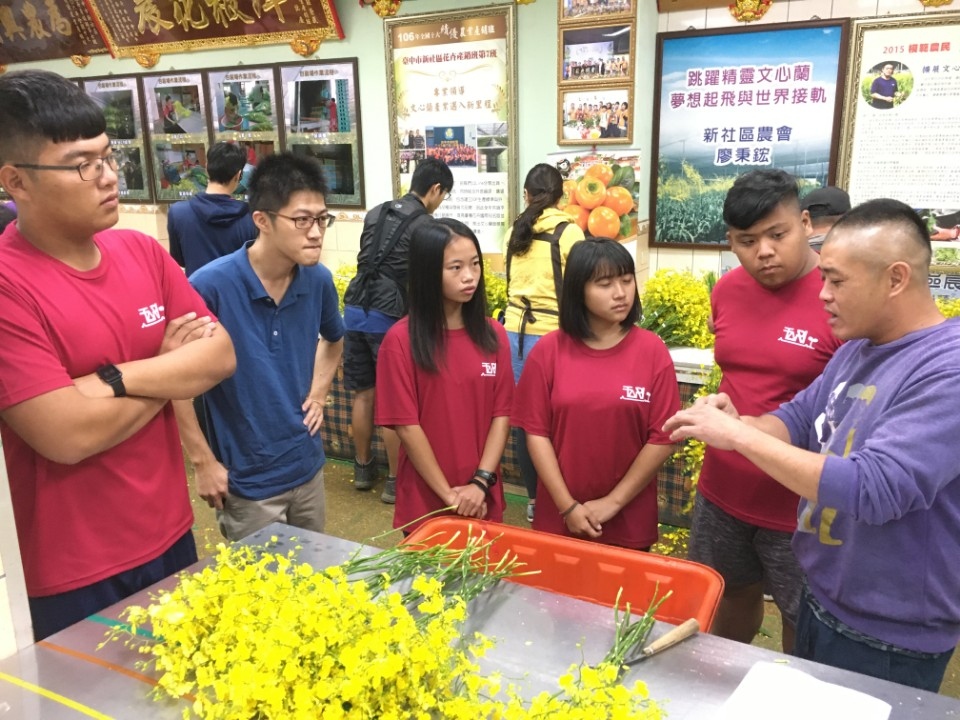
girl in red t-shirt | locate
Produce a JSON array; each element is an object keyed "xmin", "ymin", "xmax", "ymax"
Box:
[
  {"xmin": 376, "ymin": 218, "xmax": 514, "ymax": 534},
  {"xmin": 513, "ymin": 238, "xmax": 680, "ymax": 550}
]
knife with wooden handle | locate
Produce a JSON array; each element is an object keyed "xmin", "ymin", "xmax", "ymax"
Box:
[{"xmin": 624, "ymin": 618, "xmax": 700, "ymax": 666}]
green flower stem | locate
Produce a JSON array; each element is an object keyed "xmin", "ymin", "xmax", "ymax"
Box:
[{"xmin": 602, "ymin": 586, "xmax": 673, "ymax": 671}]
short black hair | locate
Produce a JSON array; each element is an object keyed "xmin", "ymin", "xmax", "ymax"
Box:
[
  {"xmin": 207, "ymin": 141, "xmax": 247, "ymax": 184},
  {"xmin": 828, "ymin": 198, "xmax": 931, "ymax": 266},
  {"xmin": 560, "ymin": 238, "xmax": 640, "ymax": 340},
  {"xmin": 723, "ymin": 169, "xmax": 800, "ymax": 231},
  {"xmin": 0, "ymin": 70, "xmax": 105, "ymax": 165},
  {"xmin": 410, "ymin": 157, "xmax": 454, "ymax": 196},
  {"xmin": 248, "ymin": 152, "xmax": 327, "ymax": 212}
]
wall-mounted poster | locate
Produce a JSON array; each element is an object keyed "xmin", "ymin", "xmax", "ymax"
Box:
[
  {"xmin": 547, "ymin": 148, "xmax": 641, "ymax": 243},
  {"xmin": 280, "ymin": 59, "xmax": 364, "ymax": 207},
  {"xmin": 207, "ymin": 66, "xmax": 281, "ymax": 198},
  {"xmin": 558, "ymin": 0, "xmax": 634, "ymax": 25},
  {"xmin": 82, "ymin": 76, "xmax": 152, "ymax": 202},
  {"xmin": 559, "ymin": 23, "xmax": 634, "ymax": 85},
  {"xmin": 142, "ymin": 72, "xmax": 211, "ymax": 202},
  {"xmin": 652, "ymin": 20, "xmax": 848, "ymax": 247},
  {"xmin": 559, "ymin": 84, "xmax": 633, "ymax": 145},
  {"xmin": 385, "ymin": 5, "xmax": 518, "ymax": 254},
  {"xmin": 837, "ymin": 12, "xmax": 960, "ymax": 248}
]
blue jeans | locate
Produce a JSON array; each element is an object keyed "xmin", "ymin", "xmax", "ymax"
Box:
[
  {"xmin": 795, "ymin": 587, "xmax": 954, "ymax": 692},
  {"xmin": 507, "ymin": 331, "xmax": 542, "ymax": 500}
]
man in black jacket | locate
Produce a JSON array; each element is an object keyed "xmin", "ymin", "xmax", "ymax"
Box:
[{"xmin": 342, "ymin": 158, "xmax": 453, "ymax": 503}]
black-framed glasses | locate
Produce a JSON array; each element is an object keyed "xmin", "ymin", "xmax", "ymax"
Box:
[
  {"xmin": 268, "ymin": 211, "xmax": 336, "ymax": 231},
  {"xmin": 14, "ymin": 154, "xmax": 119, "ymax": 182}
]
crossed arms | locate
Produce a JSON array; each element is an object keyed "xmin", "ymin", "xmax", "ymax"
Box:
[{"xmin": 1, "ymin": 313, "xmax": 236, "ymax": 465}]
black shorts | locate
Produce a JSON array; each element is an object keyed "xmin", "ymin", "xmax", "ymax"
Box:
[
  {"xmin": 688, "ymin": 492, "xmax": 803, "ymax": 625},
  {"xmin": 342, "ymin": 330, "xmax": 388, "ymax": 391}
]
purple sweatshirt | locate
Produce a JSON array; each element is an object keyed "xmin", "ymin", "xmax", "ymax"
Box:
[{"xmin": 773, "ymin": 319, "xmax": 960, "ymax": 654}]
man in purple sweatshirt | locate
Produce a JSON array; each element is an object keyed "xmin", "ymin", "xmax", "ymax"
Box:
[{"xmin": 666, "ymin": 198, "xmax": 960, "ymax": 692}]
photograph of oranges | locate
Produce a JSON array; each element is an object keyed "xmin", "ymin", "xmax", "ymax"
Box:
[{"xmin": 557, "ymin": 157, "xmax": 638, "ymax": 241}]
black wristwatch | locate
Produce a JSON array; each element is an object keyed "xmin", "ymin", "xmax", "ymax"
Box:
[
  {"xmin": 473, "ymin": 469, "xmax": 498, "ymax": 489},
  {"xmin": 96, "ymin": 363, "xmax": 126, "ymax": 398}
]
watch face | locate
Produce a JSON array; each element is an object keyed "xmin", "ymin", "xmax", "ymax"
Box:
[{"xmin": 98, "ymin": 365, "xmax": 122, "ymax": 383}]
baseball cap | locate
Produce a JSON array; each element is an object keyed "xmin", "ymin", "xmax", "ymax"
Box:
[{"xmin": 801, "ymin": 186, "xmax": 851, "ymax": 219}]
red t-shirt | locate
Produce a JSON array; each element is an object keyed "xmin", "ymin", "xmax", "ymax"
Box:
[
  {"xmin": 512, "ymin": 327, "xmax": 680, "ymax": 549},
  {"xmin": 699, "ymin": 265, "xmax": 841, "ymax": 531},
  {"xmin": 376, "ymin": 317, "xmax": 514, "ymax": 532},
  {"xmin": 0, "ymin": 225, "xmax": 210, "ymax": 596}
]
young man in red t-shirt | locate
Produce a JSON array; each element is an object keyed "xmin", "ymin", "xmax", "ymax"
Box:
[
  {"xmin": 0, "ymin": 70, "xmax": 236, "ymax": 640},
  {"xmin": 690, "ymin": 169, "xmax": 841, "ymax": 653}
]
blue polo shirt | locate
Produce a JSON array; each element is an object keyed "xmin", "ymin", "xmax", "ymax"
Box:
[{"xmin": 190, "ymin": 242, "xmax": 345, "ymax": 500}]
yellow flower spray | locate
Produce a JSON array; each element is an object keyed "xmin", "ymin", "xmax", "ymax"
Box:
[{"xmin": 104, "ymin": 531, "xmax": 665, "ymax": 719}]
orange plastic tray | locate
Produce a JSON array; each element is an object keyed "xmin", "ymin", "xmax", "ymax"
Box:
[{"xmin": 403, "ymin": 517, "xmax": 724, "ymax": 631}]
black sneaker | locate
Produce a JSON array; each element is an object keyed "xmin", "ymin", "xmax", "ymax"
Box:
[
  {"xmin": 354, "ymin": 459, "xmax": 376, "ymax": 490},
  {"xmin": 381, "ymin": 477, "xmax": 396, "ymax": 504}
]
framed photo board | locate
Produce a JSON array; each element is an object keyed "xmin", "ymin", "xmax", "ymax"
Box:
[
  {"xmin": 837, "ymin": 12, "xmax": 960, "ymax": 242},
  {"xmin": 279, "ymin": 59, "xmax": 365, "ymax": 208},
  {"xmin": 81, "ymin": 76, "xmax": 152, "ymax": 202},
  {"xmin": 560, "ymin": 23, "xmax": 634, "ymax": 85},
  {"xmin": 385, "ymin": 5, "xmax": 518, "ymax": 253},
  {"xmin": 207, "ymin": 66, "xmax": 281, "ymax": 199},
  {"xmin": 651, "ymin": 20, "xmax": 848, "ymax": 246},
  {"xmin": 558, "ymin": 0, "xmax": 634, "ymax": 25},
  {"xmin": 142, "ymin": 72, "xmax": 212, "ymax": 202},
  {"xmin": 559, "ymin": 84, "xmax": 633, "ymax": 146}
]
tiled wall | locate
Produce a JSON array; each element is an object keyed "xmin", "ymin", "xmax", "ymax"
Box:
[{"xmin": 649, "ymin": 0, "xmax": 955, "ymax": 279}]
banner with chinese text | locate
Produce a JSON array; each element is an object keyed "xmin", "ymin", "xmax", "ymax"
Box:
[
  {"xmin": 83, "ymin": 0, "xmax": 342, "ymax": 59},
  {"xmin": 652, "ymin": 21, "xmax": 848, "ymax": 246},
  {"xmin": 0, "ymin": 0, "xmax": 106, "ymax": 65},
  {"xmin": 837, "ymin": 12, "xmax": 960, "ymax": 281},
  {"xmin": 385, "ymin": 5, "xmax": 517, "ymax": 254}
]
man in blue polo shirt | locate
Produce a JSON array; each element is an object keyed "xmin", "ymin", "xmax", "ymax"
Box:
[{"xmin": 174, "ymin": 152, "xmax": 344, "ymax": 540}]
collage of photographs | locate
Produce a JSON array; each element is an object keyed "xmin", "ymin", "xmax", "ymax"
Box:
[
  {"xmin": 395, "ymin": 123, "xmax": 508, "ymax": 177},
  {"xmin": 557, "ymin": 0, "xmax": 635, "ymax": 146},
  {"xmin": 70, "ymin": 60, "xmax": 365, "ymax": 208}
]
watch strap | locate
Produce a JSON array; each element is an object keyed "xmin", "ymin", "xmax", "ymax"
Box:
[
  {"xmin": 473, "ymin": 468, "xmax": 497, "ymax": 486},
  {"xmin": 467, "ymin": 478, "xmax": 490, "ymax": 495},
  {"xmin": 96, "ymin": 363, "xmax": 126, "ymax": 398}
]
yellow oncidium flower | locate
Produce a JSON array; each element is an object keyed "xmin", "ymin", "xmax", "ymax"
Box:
[{"xmin": 104, "ymin": 540, "xmax": 664, "ymax": 719}]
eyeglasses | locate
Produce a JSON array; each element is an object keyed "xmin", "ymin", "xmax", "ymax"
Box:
[
  {"xmin": 14, "ymin": 154, "xmax": 119, "ymax": 182},
  {"xmin": 268, "ymin": 211, "xmax": 336, "ymax": 231}
]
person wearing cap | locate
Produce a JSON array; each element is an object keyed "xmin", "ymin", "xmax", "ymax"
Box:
[{"xmin": 802, "ymin": 186, "xmax": 851, "ymax": 252}]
